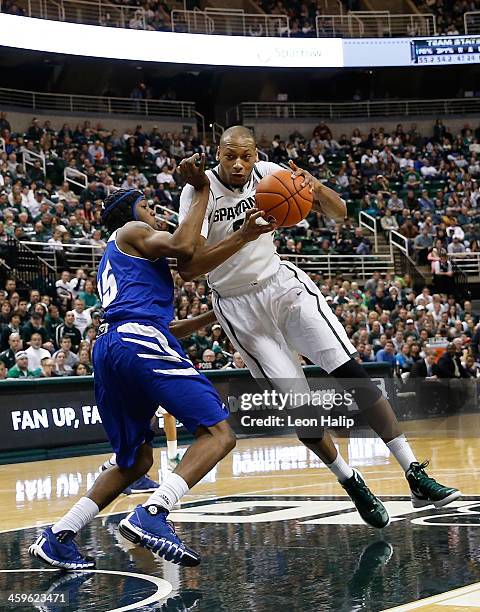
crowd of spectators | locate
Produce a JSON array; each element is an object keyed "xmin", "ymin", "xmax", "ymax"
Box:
[
  {"xmin": 413, "ymin": 0, "xmax": 480, "ymax": 35},
  {"xmin": 1, "ymin": 264, "xmax": 479, "ymax": 389},
  {"xmin": 173, "ymin": 269, "xmax": 480, "ymax": 369},
  {"xmin": 0, "ymin": 113, "xmax": 206, "ymax": 258},
  {"xmin": 0, "ymin": 112, "xmax": 378, "ymax": 259},
  {"xmin": 3, "ymin": 0, "xmax": 476, "ymax": 37},
  {"xmin": 263, "ymin": 119, "xmax": 480, "ymax": 269},
  {"xmin": 0, "ymin": 112, "xmax": 479, "ymax": 390},
  {"xmin": 0, "ymin": 271, "xmax": 247, "ymax": 378},
  {"xmin": 0, "ymin": 0, "xmax": 176, "ymax": 31}
]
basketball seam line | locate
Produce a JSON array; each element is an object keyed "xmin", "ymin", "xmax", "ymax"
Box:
[{"xmin": 271, "ymin": 172, "xmax": 312, "ymax": 200}]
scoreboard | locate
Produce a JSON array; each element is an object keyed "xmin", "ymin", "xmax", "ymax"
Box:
[{"xmin": 411, "ymin": 36, "xmax": 480, "ymax": 64}]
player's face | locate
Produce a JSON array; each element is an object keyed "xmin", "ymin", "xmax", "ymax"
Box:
[
  {"xmin": 134, "ymin": 198, "xmax": 157, "ymax": 229},
  {"xmin": 217, "ymin": 138, "xmax": 258, "ymax": 186}
]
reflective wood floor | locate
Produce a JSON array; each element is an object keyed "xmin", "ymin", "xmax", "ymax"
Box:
[{"xmin": 0, "ymin": 414, "xmax": 479, "ymax": 611}]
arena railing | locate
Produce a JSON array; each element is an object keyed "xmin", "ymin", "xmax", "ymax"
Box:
[
  {"xmin": 316, "ymin": 12, "xmax": 436, "ymax": 38},
  {"xmin": 228, "ymin": 98, "xmax": 480, "ymax": 123},
  {"xmin": 464, "ymin": 11, "xmax": 480, "ymax": 34},
  {"xmin": 449, "ymin": 253, "xmax": 480, "ymax": 277},
  {"xmin": 21, "ymin": 148, "xmax": 46, "ymax": 178},
  {"xmin": 171, "ymin": 8, "xmax": 289, "ymax": 37},
  {"xmin": 0, "ymin": 1, "xmax": 443, "ymax": 38},
  {"xmin": 170, "ymin": 8, "xmax": 214, "ymax": 35},
  {"xmin": 277, "ymin": 253, "xmax": 393, "ymax": 278},
  {"xmin": 64, "ymin": 167, "xmax": 87, "ymax": 191},
  {"xmin": 0, "ymin": 87, "xmax": 197, "ymax": 120},
  {"xmin": 20, "ymin": 241, "xmax": 104, "ymax": 272},
  {"xmin": 358, "ymin": 211, "xmax": 378, "ymax": 252},
  {"xmin": 315, "ymin": 13, "xmax": 364, "ymax": 37},
  {"xmin": 21, "ymin": 241, "xmax": 394, "ymax": 278},
  {"xmin": 4, "ymin": 0, "xmax": 145, "ymax": 29},
  {"xmin": 390, "ymin": 230, "xmax": 409, "ymax": 257}
]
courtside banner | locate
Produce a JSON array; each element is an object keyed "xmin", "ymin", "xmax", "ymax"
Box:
[{"xmin": 0, "ymin": 365, "xmax": 393, "ymax": 452}]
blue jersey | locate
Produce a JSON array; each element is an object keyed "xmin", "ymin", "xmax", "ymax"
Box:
[{"xmin": 97, "ymin": 231, "xmax": 174, "ymax": 328}]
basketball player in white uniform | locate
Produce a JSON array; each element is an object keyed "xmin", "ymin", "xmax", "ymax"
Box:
[{"xmin": 178, "ymin": 126, "xmax": 460, "ymax": 527}]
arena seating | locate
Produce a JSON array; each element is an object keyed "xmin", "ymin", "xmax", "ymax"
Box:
[
  {"xmin": 0, "ymin": 112, "xmax": 478, "ymax": 379},
  {"xmin": 1, "ymin": 0, "xmax": 472, "ymax": 36}
]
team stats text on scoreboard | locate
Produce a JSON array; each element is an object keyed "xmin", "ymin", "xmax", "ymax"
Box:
[{"xmin": 411, "ymin": 36, "xmax": 480, "ymax": 64}]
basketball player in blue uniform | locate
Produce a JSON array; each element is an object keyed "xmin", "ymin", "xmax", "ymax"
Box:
[
  {"xmin": 28, "ymin": 153, "xmax": 276, "ymax": 569},
  {"xmin": 98, "ymin": 310, "xmax": 217, "ymax": 493}
]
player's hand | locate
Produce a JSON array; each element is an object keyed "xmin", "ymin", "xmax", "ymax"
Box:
[
  {"xmin": 179, "ymin": 153, "xmax": 210, "ymax": 191},
  {"xmin": 288, "ymin": 160, "xmax": 320, "ymax": 194},
  {"xmin": 239, "ymin": 208, "xmax": 277, "ymax": 243}
]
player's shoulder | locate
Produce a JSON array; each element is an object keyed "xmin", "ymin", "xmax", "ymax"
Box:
[{"xmin": 253, "ymin": 161, "xmax": 284, "ymax": 179}]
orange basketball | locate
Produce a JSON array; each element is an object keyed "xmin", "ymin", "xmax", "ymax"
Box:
[{"xmin": 255, "ymin": 169, "xmax": 313, "ymax": 228}]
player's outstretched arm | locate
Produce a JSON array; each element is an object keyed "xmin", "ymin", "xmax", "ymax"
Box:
[
  {"xmin": 120, "ymin": 154, "xmax": 210, "ymax": 260},
  {"xmin": 168, "ymin": 309, "xmax": 217, "ymax": 338},
  {"xmin": 288, "ymin": 160, "xmax": 347, "ymax": 220},
  {"xmin": 177, "ymin": 209, "xmax": 277, "ymax": 282}
]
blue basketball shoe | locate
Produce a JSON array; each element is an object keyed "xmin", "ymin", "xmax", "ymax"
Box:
[
  {"xmin": 118, "ymin": 504, "xmax": 200, "ymax": 566},
  {"xmin": 28, "ymin": 527, "xmax": 95, "ymax": 570},
  {"xmin": 124, "ymin": 475, "xmax": 160, "ymax": 495},
  {"xmin": 99, "ymin": 460, "xmax": 159, "ymax": 495}
]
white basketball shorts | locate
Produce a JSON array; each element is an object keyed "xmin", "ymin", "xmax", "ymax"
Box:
[{"xmin": 213, "ymin": 261, "xmax": 357, "ymax": 395}]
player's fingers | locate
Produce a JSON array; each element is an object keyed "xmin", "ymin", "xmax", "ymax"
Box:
[
  {"xmin": 288, "ymin": 159, "xmax": 298, "ymax": 172},
  {"xmin": 301, "ymin": 174, "xmax": 314, "ymax": 188},
  {"xmin": 244, "ymin": 208, "xmax": 260, "ymax": 220},
  {"xmin": 260, "ymin": 222, "xmax": 277, "ymax": 232},
  {"xmin": 198, "ymin": 152, "xmax": 206, "ymax": 172},
  {"xmin": 181, "ymin": 153, "xmax": 196, "ymax": 166},
  {"xmin": 248, "ymin": 210, "xmax": 265, "ymax": 223}
]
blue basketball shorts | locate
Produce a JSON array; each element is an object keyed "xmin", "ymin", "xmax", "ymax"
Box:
[{"xmin": 92, "ymin": 321, "xmax": 229, "ymax": 468}]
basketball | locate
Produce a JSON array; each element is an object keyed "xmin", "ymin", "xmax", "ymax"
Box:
[{"xmin": 255, "ymin": 169, "xmax": 313, "ymax": 227}]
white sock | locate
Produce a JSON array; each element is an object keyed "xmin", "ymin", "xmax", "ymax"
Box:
[
  {"xmin": 52, "ymin": 497, "xmax": 99, "ymax": 535},
  {"xmin": 101, "ymin": 454, "xmax": 117, "ymax": 471},
  {"xmin": 386, "ymin": 435, "xmax": 417, "ymax": 472},
  {"xmin": 327, "ymin": 451, "xmax": 354, "ymax": 483},
  {"xmin": 167, "ymin": 440, "xmax": 178, "ymax": 460},
  {"xmin": 143, "ymin": 473, "xmax": 189, "ymax": 511}
]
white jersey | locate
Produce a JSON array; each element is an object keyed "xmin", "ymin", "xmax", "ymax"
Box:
[{"xmin": 178, "ymin": 161, "xmax": 283, "ymax": 295}]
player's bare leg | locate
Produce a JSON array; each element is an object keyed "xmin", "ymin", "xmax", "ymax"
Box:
[
  {"xmin": 29, "ymin": 442, "xmax": 154, "ymax": 570},
  {"xmin": 297, "ymin": 425, "xmax": 390, "ymax": 529},
  {"xmin": 320, "ymin": 359, "xmax": 461, "ymax": 509},
  {"xmin": 88, "ymin": 443, "xmax": 154, "ymax": 509},
  {"xmin": 99, "ymin": 421, "xmax": 160, "ymax": 495},
  {"xmin": 118, "ymin": 420, "xmax": 235, "ymax": 566}
]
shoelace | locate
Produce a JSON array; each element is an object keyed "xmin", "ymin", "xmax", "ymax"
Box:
[
  {"xmin": 357, "ymin": 480, "xmax": 378, "ymax": 505},
  {"xmin": 411, "ymin": 460, "xmax": 442, "ymax": 492},
  {"xmin": 346, "ymin": 474, "xmax": 377, "ymax": 505}
]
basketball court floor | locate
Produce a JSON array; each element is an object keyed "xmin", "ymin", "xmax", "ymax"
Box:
[{"xmin": 1, "ymin": 414, "xmax": 480, "ymax": 611}]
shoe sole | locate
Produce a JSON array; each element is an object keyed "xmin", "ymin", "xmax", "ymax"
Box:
[
  {"xmin": 358, "ymin": 514, "xmax": 390, "ymax": 529},
  {"xmin": 118, "ymin": 518, "xmax": 200, "ymax": 566},
  {"xmin": 128, "ymin": 487, "xmax": 158, "ymax": 494},
  {"xmin": 28, "ymin": 539, "xmax": 95, "ymax": 570},
  {"xmin": 119, "ymin": 517, "xmax": 162, "ymax": 551},
  {"xmin": 411, "ymin": 490, "xmax": 462, "ymax": 509}
]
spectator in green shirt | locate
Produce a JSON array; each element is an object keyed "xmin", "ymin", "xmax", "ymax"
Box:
[
  {"xmin": 78, "ymin": 280, "xmax": 100, "ymax": 309},
  {"xmin": 7, "ymin": 351, "xmax": 41, "ymax": 378}
]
